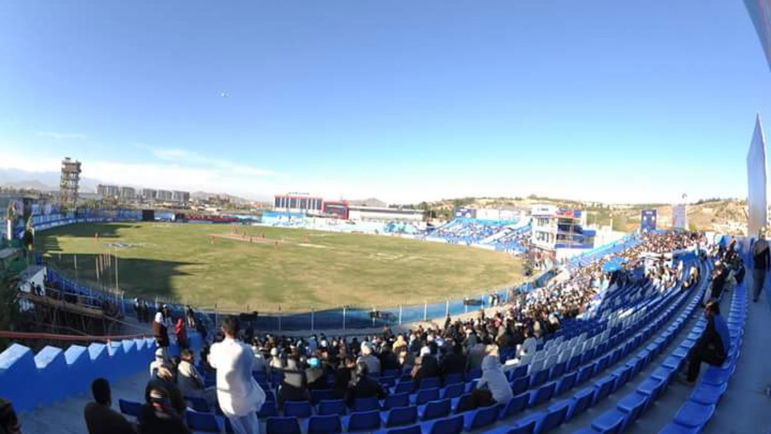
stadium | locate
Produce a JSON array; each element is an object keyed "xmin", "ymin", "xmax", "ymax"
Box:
[{"xmin": 1, "ymin": 1, "xmax": 771, "ymax": 434}]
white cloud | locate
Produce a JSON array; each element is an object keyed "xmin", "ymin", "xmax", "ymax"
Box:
[{"xmin": 36, "ymin": 131, "xmax": 87, "ymax": 140}]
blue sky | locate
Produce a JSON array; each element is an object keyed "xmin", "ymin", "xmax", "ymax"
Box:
[{"xmin": 0, "ymin": 0, "xmax": 769, "ymax": 203}]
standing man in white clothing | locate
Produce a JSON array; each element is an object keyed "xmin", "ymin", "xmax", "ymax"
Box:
[{"xmin": 208, "ymin": 316, "xmax": 266, "ymax": 434}]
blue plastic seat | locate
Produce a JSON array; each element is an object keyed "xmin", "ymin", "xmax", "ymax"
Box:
[
  {"xmin": 346, "ymin": 410, "xmax": 382, "ymax": 432},
  {"xmin": 592, "ymin": 376, "xmax": 616, "ymax": 406},
  {"xmin": 499, "ymin": 392, "xmax": 528, "ymax": 419},
  {"xmin": 701, "ymin": 365, "xmax": 734, "ymax": 386},
  {"xmin": 318, "ymin": 399, "xmax": 347, "ymax": 416},
  {"xmin": 285, "ymin": 400, "xmax": 313, "ymax": 418},
  {"xmin": 591, "ymin": 409, "xmax": 626, "ymax": 434},
  {"xmin": 529, "ymin": 370, "xmax": 549, "ymax": 388},
  {"xmin": 611, "ymin": 366, "xmax": 632, "ymax": 391},
  {"xmin": 118, "ymin": 399, "xmax": 142, "ymax": 419},
  {"xmin": 528, "ymin": 381, "xmax": 556, "ymax": 407},
  {"xmin": 395, "ymin": 381, "xmax": 415, "ymax": 394},
  {"xmin": 444, "ymin": 373, "xmax": 464, "ymax": 385},
  {"xmin": 419, "ymin": 376, "xmax": 441, "ymax": 390},
  {"xmin": 556, "ymin": 371, "xmax": 577, "ymax": 395},
  {"xmin": 443, "ymin": 383, "xmax": 465, "ymax": 399},
  {"xmin": 467, "ymin": 369, "xmax": 483, "ymax": 381},
  {"xmin": 266, "ymin": 417, "xmax": 301, "ymax": 434},
  {"xmin": 307, "ymin": 415, "xmax": 343, "ymax": 434},
  {"xmin": 577, "ymin": 364, "xmax": 595, "ymax": 385},
  {"xmin": 509, "ymin": 364, "xmax": 529, "ymax": 380},
  {"xmin": 383, "ymin": 392, "xmax": 410, "ymax": 410},
  {"xmin": 421, "ymin": 399, "xmax": 451, "ymax": 420},
  {"xmin": 384, "ymin": 406, "xmax": 418, "ymax": 427},
  {"xmin": 380, "ymin": 376, "xmax": 397, "ymax": 388},
  {"xmin": 637, "ymin": 377, "xmax": 665, "ymax": 399},
  {"xmin": 540, "ymin": 399, "xmax": 570, "ymax": 432},
  {"xmin": 567, "ymin": 387, "xmax": 594, "ymax": 420},
  {"xmin": 311, "ymin": 389, "xmax": 336, "ymax": 404},
  {"xmin": 377, "ymin": 425, "xmax": 422, "ymax": 434},
  {"xmin": 382, "ymin": 369, "xmax": 400, "ymax": 378},
  {"xmin": 615, "ymin": 392, "xmax": 649, "ymax": 425},
  {"xmin": 673, "ymin": 401, "xmax": 715, "ymax": 429},
  {"xmin": 463, "ymin": 405, "xmax": 499, "ymax": 431},
  {"xmin": 415, "ymin": 388, "xmax": 440, "ymax": 405},
  {"xmin": 651, "ymin": 366, "xmax": 675, "ymax": 385},
  {"xmin": 258, "ymin": 402, "xmax": 278, "ymax": 418},
  {"xmin": 689, "ymin": 383, "xmax": 727, "ymax": 405},
  {"xmin": 185, "ymin": 409, "xmax": 221, "ymax": 432},
  {"xmin": 421, "ymin": 414, "xmax": 464, "ymax": 434},
  {"xmin": 354, "ymin": 396, "xmax": 381, "ymax": 412},
  {"xmin": 549, "ymin": 361, "xmax": 566, "ymax": 380},
  {"xmin": 512, "ymin": 376, "xmax": 529, "ymax": 395},
  {"xmin": 512, "ymin": 411, "xmax": 544, "ymax": 434},
  {"xmin": 658, "ymin": 423, "xmax": 700, "ymax": 434}
]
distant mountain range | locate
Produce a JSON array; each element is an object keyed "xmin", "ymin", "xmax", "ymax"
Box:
[{"xmin": 0, "ymin": 168, "xmax": 100, "ymax": 192}]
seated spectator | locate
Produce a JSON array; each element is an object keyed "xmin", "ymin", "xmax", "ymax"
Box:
[
  {"xmin": 84, "ymin": 378, "xmax": 134, "ymax": 434},
  {"xmin": 686, "ymin": 300, "xmax": 730, "ymax": 383},
  {"xmin": 149, "ymin": 348, "xmax": 165, "ymax": 378},
  {"xmin": 177, "ymin": 349, "xmax": 215, "ymax": 404},
  {"xmin": 357, "ymin": 342, "xmax": 381, "ymax": 375},
  {"xmin": 518, "ymin": 329, "xmax": 536, "ymax": 360},
  {"xmin": 305, "ymin": 357, "xmax": 327, "ymax": 390},
  {"xmin": 378, "ymin": 343, "xmax": 400, "ymax": 372},
  {"xmin": 412, "ymin": 346, "xmax": 440, "ymax": 383},
  {"xmin": 440, "ymin": 342, "xmax": 467, "ymax": 377},
  {"xmin": 251, "ymin": 340, "xmax": 270, "ymax": 376},
  {"xmin": 467, "ymin": 338, "xmax": 487, "ymax": 371},
  {"xmin": 138, "ymin": 385, "xmax": 190, "ymax": 434},
  {"xmin": 345, "ymin": 362, "xmax": 387, "ymax": 407},
  {"xmin": 334, "ymin": 355, "xmax": 357, "ymax": 398},
  {"xmin": 686, "ymin": 300, "xmax": 731, "ymax": 384},
  {"xmin": 278, "ymin": 353, "xmax": 310, "ymax": 406},
  {"xmin": 477, "ymin": 355, "xmax": 513, "ymax": 404},
  {"xmin": 146, "ymin": 366, "xmax": 187, "ymax": 417},
  {"xmin": 0, "ymin": 398, "xmax": 21, "ymax": 434},
  {"xmin": 268, "ymin": 347, "xmax": 284, "ymax": 370}
]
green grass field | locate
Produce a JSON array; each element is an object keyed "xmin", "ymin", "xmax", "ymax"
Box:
[{"xmin": 37, "ymin": 223, "xmax": 523, "ymax": 312}]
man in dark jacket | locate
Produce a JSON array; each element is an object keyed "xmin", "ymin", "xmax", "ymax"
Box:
[
  {"xmin": 334, "ymin": 356, "xmax": 356, "ymax": 398},
  {"xmin": 709, "ymin": 263, "xmax": 728, "ymax": 301},
  {"xmin": 378, "ymin": 344, "xmax": 400, "ymax": 372},
  {"xmin": 84, "ymin": 378, "xmax": 135, "ymax": 434},
  {"xmin": 686, "ymin": 300, "xmax": 730, "ymax": 383},
  {"xmin": 345, "ymin": 363, "xmax": 388, "ymax": 406},
  {"xmin": 440, "ymin": 342, "xmax": 467, "ymax": 378}
]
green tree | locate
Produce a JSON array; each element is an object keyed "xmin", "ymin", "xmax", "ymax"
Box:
[{"xmin": 0, "ymin": 278, "xmax": 19, "ymax": 352}]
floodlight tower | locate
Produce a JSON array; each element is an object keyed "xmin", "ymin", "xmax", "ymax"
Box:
[{"xmin": 60, "ymin": 157, "xmax": 82, "ymax": 208}]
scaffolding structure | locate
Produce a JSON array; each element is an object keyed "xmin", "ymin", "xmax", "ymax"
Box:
[{"xmin": 59, "ymin": 157, "xmax": 81, "ymax": 207}]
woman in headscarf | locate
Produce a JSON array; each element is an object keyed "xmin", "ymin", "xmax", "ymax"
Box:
[
  {"xmin": 476, "ymin": 355, "xmax": 513, "ymax": 404},
  {"xmin": 153, "ymin": 312, "xmax": 170, "ymax": 361}
]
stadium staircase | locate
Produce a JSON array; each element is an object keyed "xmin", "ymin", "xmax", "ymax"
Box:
[{"xmin": 0, "ymin": 331, "xmax": 203, "ymax": 414}]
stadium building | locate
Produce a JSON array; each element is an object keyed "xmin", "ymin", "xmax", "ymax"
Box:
[
  {"xmin": 347, "ymin": 205, "xmax": 423, "ymax": 222},
  {"xmin": 531, "ymin": 204, "xmax": 596, "ymax": 260},
  {"xmin": 274, "ymin": 193, "xmax": 324, "ymax": 214}
]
